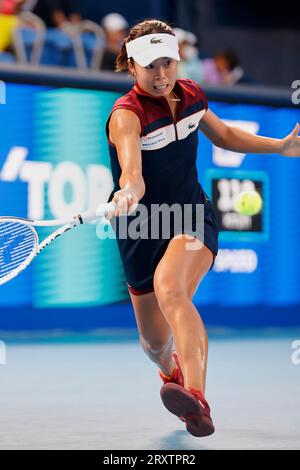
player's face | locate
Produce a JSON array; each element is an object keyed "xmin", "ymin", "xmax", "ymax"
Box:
[{"xmin": 133, "ymin": 57, "xmax": 178, "ymax": 98}]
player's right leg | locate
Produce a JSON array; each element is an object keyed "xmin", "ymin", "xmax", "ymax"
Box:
[{"xmin": 129, "ymin": 290, "xmax": 183, "ymax": 386}]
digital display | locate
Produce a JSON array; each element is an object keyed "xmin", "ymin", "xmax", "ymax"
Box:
[{"xmin": 206, "ymin": 169, "xmax": 269, "ymax": 242}]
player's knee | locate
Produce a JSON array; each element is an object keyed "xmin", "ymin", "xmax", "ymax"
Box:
[
  {"xmin": 140, "ymin": 334, "xmax": 172, "ymax": 356},
  {"xmin": 154, "ymin": 275, "xmax": 186, "ymax": 314}
]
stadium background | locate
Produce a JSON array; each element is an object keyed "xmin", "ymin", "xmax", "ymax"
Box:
[
  {"xmin": 0, "ymin": 71, "xmax": 299, "ymax": 330},
  {"xmin": 1, "ymin": 1, "xmax": 300, "ymax": 453},
  {"xmin": 75, "ymin": 0, "xmax": 300, "ymax": 86}
]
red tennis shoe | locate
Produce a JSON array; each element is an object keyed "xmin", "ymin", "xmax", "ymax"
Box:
[
  {"xmin": 160, "ymin": 383, "xmax": 215, "ymax": 437},
  {"xmin": 158, "ymin": 352, "xmax": 185, "ymax": 423},
  {"xmin": 158, "ymin": 351, "xmax": 184, "ymax": 387}
]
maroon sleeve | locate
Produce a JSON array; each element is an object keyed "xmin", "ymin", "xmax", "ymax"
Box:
[
  {"xmin": 112, "ymin": 104, "xmax": 144, "ymax": 132},
  {"xmin": 178, "ymin": 78, "xmax": 208, "ymax": 111},
  {"xmin": 197, "ymin": 86, "xmax": 208, "ymax": 111},
  {"xmin": 188, "ymin": 79, "xmax": 208, "ymax": 111},
  {"xmin": 105, "ymin": 96, "xmax": 145, "ymax": 145}
]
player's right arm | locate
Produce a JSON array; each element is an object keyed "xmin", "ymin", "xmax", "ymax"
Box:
[{"xmin": 109, "ymin": 109, "xmax": 145, "ymax": 216}]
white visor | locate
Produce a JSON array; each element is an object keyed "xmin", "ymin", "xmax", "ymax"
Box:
[{"xmin": 126, "ymin": 33, "xmax": 180, "ymax": 67}]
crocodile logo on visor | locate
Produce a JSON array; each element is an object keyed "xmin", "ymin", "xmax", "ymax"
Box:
[{"xmin": 150, "ymin": 38, "xmax": 163, "ymax": 44}]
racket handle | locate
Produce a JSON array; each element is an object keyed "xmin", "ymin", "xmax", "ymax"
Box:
[
  {"xmin": 97, "ymin": 202, "xmax": 116, "ymax": 218},
  {"xmin": 79, "ymin": 202, "xmax": 116, "ymax": 224}
]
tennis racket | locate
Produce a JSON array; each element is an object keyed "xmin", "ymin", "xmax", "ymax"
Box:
[{"xmin": 0, "ymin": 202, "xmax": 115, "ymax": 286}]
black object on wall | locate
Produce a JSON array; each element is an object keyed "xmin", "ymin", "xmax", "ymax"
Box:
[
  {"xmin": 172, "ymin": 0, "xmax": 300, "ymax": 87},
  {"xmin": 76, "ymin": 0, "xmax": 173, "ymax": 26},
  {"xmin": 75, "ymin": 0, "xmax": 300, "ymax": 86}
]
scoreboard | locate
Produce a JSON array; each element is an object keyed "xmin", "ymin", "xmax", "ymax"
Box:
[{"xmin": 207, "ymin": 169, "xmax": 268, "ymax": 242}]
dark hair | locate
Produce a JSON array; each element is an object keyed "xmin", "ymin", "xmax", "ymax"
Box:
[
  {"xmin": 214, "ymin": 48, "xmax": 240, "ymax": 71},
  {"xmin": 115, "ymin": 18, "xmax": 175, "ymax": 73}
]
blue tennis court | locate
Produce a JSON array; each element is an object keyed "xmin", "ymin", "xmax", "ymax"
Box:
[{"xmin": 1, "ymin": 328, "xmax": 299, "ymax": 450}]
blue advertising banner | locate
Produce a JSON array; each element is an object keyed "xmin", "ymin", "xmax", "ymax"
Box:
[
  {"xmin": 0, "ymin": 83, "xmax": 299, "ymax": 327},
  {"xmin": 195, "ymin": 101, "xmax": 300, "ymax": 307},
  {"xmin": 0, "ymin": 83, "xmax": 128, "ymax": 308}
]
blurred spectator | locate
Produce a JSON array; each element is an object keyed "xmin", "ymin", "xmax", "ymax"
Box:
[
  {"xmin": 100, "ymin": 12, "xmax": 128, "ymax": 71},
  {"xmin": 0, "ymin": 0, "xmax": 24, "ymax": 14},
  {"xmin": 26, "ymin": 0, "xmax": 81, "ymax": 28},
  {"xmin": 0, "ymin": 1, "xmax": 24, "ymax": 53},
  {"xmin": 174, "ymin": 27, "xmax": 204, "ymax": 84},
  {"xmin": 213, "ymin": 48, "xmax": 250, "ymax": 85},
  {"xmin": 201, "ymin": 58, "xmax": 221, "ymax": 85}
]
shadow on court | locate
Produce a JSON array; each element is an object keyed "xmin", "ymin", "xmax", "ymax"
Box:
[{"xmin": 154, "ymin": 430, "xmax": 210, "ymax": 450}]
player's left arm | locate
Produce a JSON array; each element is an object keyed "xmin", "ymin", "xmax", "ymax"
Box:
[{"xmin": 199, "ymin": 109, "xmax": 300, "ymax": 157}]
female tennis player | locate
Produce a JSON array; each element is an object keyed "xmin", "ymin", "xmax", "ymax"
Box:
[{"xmin": 105, "ymin": 19, "xmax": 300, "ymax": 437}]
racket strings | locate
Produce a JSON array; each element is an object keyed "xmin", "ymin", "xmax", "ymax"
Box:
[{"xmin": 0, "ymin": 222, "xmax": 37, "ymax": 280}]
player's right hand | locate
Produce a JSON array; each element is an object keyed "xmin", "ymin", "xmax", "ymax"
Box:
[{"xmin": 109, "ymin": 187, "xmax": 141, "ymax": 218}]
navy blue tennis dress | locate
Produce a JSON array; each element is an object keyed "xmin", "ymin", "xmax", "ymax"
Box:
[{"xmin": 106, "ymin": 78, "xmax": 219, "ymax": 295}]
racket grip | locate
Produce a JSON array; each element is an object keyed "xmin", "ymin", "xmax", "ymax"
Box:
[
  {"xmin": 80, "ymin": 202, "xmax": 116, "ymax": 223},
  {"xmin": 96, "ymin": 202, "xmax": 116, "ymax": 218}
]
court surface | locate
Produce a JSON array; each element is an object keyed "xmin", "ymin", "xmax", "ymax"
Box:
[{"xmin": 0, "ymin": 328, "xmax": 299, "ymax": 450}]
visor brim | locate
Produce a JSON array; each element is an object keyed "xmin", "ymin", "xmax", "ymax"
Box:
[{"xmin": 133, "ymin": 48, "xmax": 180, "ymax": 67}]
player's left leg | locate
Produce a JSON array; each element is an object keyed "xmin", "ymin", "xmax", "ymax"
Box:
[
  {"xmin": 153, "ymin": 235, "xmax": 214, "ymax": 394},
  {"xmin": 153, "ymin": 235, "xmax": 215, "ymax": 436}
]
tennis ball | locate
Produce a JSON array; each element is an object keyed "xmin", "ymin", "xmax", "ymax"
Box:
[{"xmin": 234, "ymin": 190, "xmax": 263, "ymax": 216}]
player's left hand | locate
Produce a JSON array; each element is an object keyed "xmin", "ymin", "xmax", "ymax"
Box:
[{"xmin": 281, "ymin": 123, "xmax": 300, "ymax": 157}]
